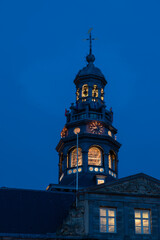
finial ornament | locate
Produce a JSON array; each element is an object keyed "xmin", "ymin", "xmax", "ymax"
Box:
[
  {"xmin": 84, "ymin": 28, "xmax": 97, "ymax": 63},
  {"xmin": 86, "ymin": 28, "xmax": 97, "ymax": 55}
]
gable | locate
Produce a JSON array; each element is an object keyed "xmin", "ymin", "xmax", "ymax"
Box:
[{"xmin": 87, "ymin": 174, "xmax": 160, "ymax": 196}]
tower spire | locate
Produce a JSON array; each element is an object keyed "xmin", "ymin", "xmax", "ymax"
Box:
[{"xmin": 85, "ymin": 28, "xmax": 97, "ymax": 63}]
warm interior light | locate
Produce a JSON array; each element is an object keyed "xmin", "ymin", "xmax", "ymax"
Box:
[
  {"xmin": 82, "ymin": 84, "xmax": 88, "ymax": 97},
  {"xmin": 71, "ymin": 148, "xmax": 82, "ymax": 167},
  {"xmin": 88, "ymin": 147, "xmax": 102, "ymax": 166},
  {"xmin": 97, "ymin": 179, "xmax": 105, "ymax": 185},
  {"xmin": 101, "ymin": 88, "xmax": 104, "ymax": 101},
  {"xmin": 92, "ymin": 85, "xmax": 98, "ymax": 97},
  {"xmin": 76, "ymin": 88, "xmax": 80, "ymax": 101},
  {"xmin": 108, "ymin": 130, "xmax": 112, "ymax": 137}
]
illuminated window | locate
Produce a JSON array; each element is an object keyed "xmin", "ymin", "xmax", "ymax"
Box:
[
  {"xmin": 76, "ymin": 88, "xmax": 80, "ymax": 101},
  {"xmin": 97, "ymin": 178, "xmax": 105, "ymax": 185},
  {"xmin": 82, "ymin": 84, "xmax": 88, "ymax": 97},
  {"xmin": 101, "ymin": 88, "xmax": 104, "ymax": 101},
  {"xmin": 88, "ymin": 147, "xmax": 102, "ymax": 166},
  {"xmin": 134, "ymin": 210, "xmax": 151, "ymax": 234},
  {"xmin": 108, "ymin": 130, "xmax": 112, "ymax": 137},
  {"xmin": 70, "ymin": 148, "xmax": 82, "ymax": 167},
  {"xmin": 100, "ymin": 208, "xmax": 116, "ymax": 233},
  {"xmin": 108, "ymin": 154, "xmax": 112, "ymax": 169},
  {"xmin": 108, "ymin": 151, "xmax": 116, "ymax": 171},
  {"xmin": 92, "ymin": 85, "xmax": 98, "ymax": 98}
]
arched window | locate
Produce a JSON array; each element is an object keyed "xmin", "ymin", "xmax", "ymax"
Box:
[
  {"xmin": 76, "ymin": 88, "xmax": 80, "ymax": 101},
  {"xmin": 101, "ymin": 88, "xmax": 104, "ymax": 101},
  {"xmin": 108, "ymin": 151, "xmax": 116, "ymax": 171},
  {"xmin": 70, "ymin": 148, "xmax": 82, "ymax": 167},
  {"xmin": 88, "ymin": 147, "xmax": 102, "ymax": 166},
  {"xmin": 82, "ymin": 84, "xmax": 88, "ymax": 97},
  {"xmin": 92, "ymin": 85, "xmax": 98, "ymax": 98}
]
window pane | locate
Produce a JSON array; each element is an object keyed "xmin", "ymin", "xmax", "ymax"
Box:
[
  {"xmin": 100, "ymin": 225, "xmax": 106, "ymax": 232},
  {"xmin": 82, "ymin": 84, "xmax": 88, "ymax": 97},
  {"xmin": 135, "ymin": 219, "xmax": 141, "ymax": 227},
  {"xmin": 100, "ymin": 208, "xmax": 106, "ymax": 216},
  {"xmin": 100, "ymin": 217, "xmax": 106, "ymax": 225},
  {"xmin": 135, "ymin": 210, "xmax": 151, "ymax": 235},
  {"xmin": 101, "ymin": 88, "xmax": 104, "ymax": 101},
  {"xmin": 135, "ymin": 227, "xmax": 141, "ymax": 234},
  {"xmin": 108, "ymin": 217, "xmax": 115, "ymax": 226},
  {"xmin": 88, "ymin": 147, "xmax": 102, "ymax": 166},
  {"xmin": 108, "ymin": 225, "xmax": 115, "ymax": 233},
  {"xmin": 108, "ymin": 154, "xmax": 112, "ymax": 168},
  {"xmin": 92, "ymin": 85, "xmax": 98, "ymax": 97},
  {"xmin": 143, "ymin": 211, "xmax": 149, "ymax": 219},
  {"xmin": 143, "ymin": 227, "xmax": 149, "ymax": 234},
  {"xmin": 143, "ymin": 219, "xmax": 149, "ymax": 227},
  {"xmin": 135, "ymin": 210, "xmax": 141, "ymax": 218},
  {"xmin": 100, "ymin": 208, "xmax": 116, "ymax": 233},
  {"xmin": 108, "ymin": 209, "xmax": 115, "ymax": 217},
  {"xmin": 112, "ymin": 160, "xmax": 115, "ymax": 171},
  {"xmin": 97, "ymin": 179, "xmax": 105, "ymax": 185},
  {"xmin": 71, "ymin": 148, "xmax": 82, "ymax": 167}
]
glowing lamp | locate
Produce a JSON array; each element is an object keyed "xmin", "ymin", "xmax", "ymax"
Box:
[{"xmin": 74, "ymin": 127, "xmax": 80, "ymax": 135}]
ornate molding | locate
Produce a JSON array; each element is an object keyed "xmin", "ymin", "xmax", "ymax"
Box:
[{"xmin": 98, "ymin": 177, "xmax": 160, "ymax": 195}]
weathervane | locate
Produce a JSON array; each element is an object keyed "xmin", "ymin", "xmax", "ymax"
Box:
[{"xmin": 84, "ymin": 28, "xmax": 97, "ymax": 55}]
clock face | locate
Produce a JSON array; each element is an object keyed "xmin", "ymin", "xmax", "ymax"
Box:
[
  {"xmin": 89, "ymin": 121, "xmax": 104, "ymax": 135},
  {"xmin": 61, "ymin": 127, "xmax": 68, "ymax": 138}
]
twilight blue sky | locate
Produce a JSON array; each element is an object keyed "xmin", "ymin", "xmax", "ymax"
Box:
[{"xmin": 0, "ymin": 0, "xmax": 160, "ymax": 190}]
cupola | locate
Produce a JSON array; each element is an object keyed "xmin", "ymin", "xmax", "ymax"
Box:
[{"xmin": 56, "ymin": 30, "xmax": 121, "ymax": 188}]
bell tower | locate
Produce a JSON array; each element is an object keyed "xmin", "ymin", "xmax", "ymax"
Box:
[{"xmin": 56, "ymin": 31, "xmax": 121, "ymax": 187}]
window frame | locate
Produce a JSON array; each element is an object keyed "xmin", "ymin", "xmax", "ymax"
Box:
[
  {"xmin": 88, "ymin": 146, "xmax": 103, "ymax": 166},
  {"xmin": 82, "ymin": 84, "xmax": 89, "ymax": 98},
  {"xmin": 100, "ymin": 207, "xmax": 117, "ymax": 233},
  {"xmin": 134, "ymin": 209, "xmax": 151, "ymax": 235},
  {"xmin": 69, "ymin": 147, "xmax": 83, "ymax": 168},
  {"xmin": 108, "ymin": 151, "xmax": 117, "ymax": 172},
  {"xmin": 92, "ymin": 85, "xmax": 98, "ymax": 98},
  {"xmin": 97, "ymin": 178, "xmax": 105, "ymax": 185}
]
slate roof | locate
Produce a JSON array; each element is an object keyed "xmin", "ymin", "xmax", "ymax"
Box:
[
  {"xmin": 0, "ymin": 187, "xmax": 75, "ymax": 235},
  {"xmin": 59, "ymin": 172, "xmax": 116, "ymax": 188}
]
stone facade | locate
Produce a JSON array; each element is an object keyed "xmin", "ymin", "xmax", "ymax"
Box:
[
  {"xmin": 1, "ymin": 36, "xmax": 160, "ymax": 240},
  {"xmin": 58, "ymin": 174, "xmax": 160, "ymax": 240}
]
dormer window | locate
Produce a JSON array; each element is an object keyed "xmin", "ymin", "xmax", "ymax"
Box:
[
  {"xmin": 92, "ymin": 85, "xmax": 98, "ymax": 98},
  {"xmin": 82, "ymin": 84, "xmax": 88, "ymax": 97},
  {"xmin": 96, "ymin": 175, "xmax": 106, "ymax": 185},
  {"xmin": 101, "ymin": 88, "xmax": 104, "ymax": 101}
]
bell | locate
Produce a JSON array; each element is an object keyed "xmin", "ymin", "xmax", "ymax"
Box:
[{"xmin": 84, "ymin": 89, "xmax": 87, "ymax": 95}]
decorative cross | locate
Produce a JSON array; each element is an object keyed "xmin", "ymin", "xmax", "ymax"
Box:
[{"xmin": 84, "ymin": 28, "xmax": 97, "ymax": 55}]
